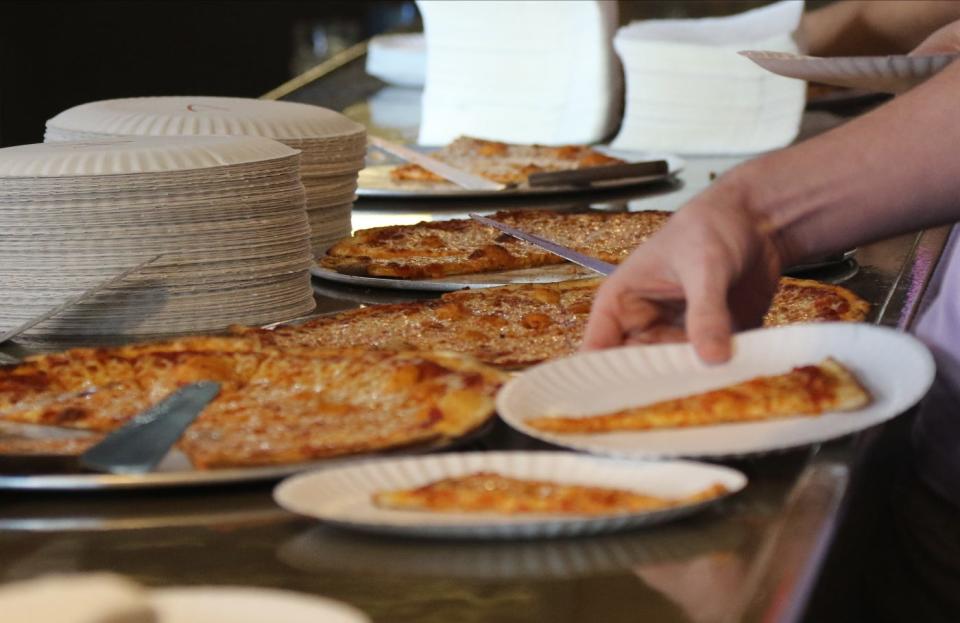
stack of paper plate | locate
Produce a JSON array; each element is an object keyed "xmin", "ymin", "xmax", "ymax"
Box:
[
  {"xmin": 0, "ymin": 136, "xmax": 315, "ymax": 344},
  {"xmin": 44, "ymin": 97, "xmax": 367, "ymax": 255}
]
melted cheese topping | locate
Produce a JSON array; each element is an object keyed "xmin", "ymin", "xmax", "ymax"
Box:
[
  {"xmin": 373, "ymin": 471, "xmax": 729, "ymax": 514},
  {"xmin": 0, "ymin": 347, "xmax": 505, "ymax": 468},
  {"xmin": 321, "ymin": 210, "xmax": 670, "ymax": 279},
  {"xmin": 527, "ymin": 358, "xmax": 871, "ymax": 433},
  {"xmin": 764, "ymin": 276, "xmax": 871, "ymax": 326},
  {"xmin": 390, "ymin": 136, "xmax": 625, "ymax": 185},
  {"xmin": 236, "ymin": 277, "xmax": 868, "ymax": 369},
  {"xmin": 234, "ymin": 279, "xmax": 599, "ymax": 369}
]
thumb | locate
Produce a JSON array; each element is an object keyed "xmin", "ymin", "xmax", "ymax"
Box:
[
  {"xmin": 684, "ymin": 279, "xmax": 734, "ymax": 364},
  {"xmin": 911, "ymin": 21, "xmax": 960, "ymax": 56}
]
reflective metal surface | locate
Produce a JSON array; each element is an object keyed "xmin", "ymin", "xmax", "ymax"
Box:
[{"xmin": 0, "ymin": 44, "xmax": 953, "ymax": 623}]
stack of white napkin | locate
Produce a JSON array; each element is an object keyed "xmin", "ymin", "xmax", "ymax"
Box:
[
  {"xmin": 416, "ymin": 0, "xmax": 621, "ymax": 146},
  {"xmin": 612, "ymin": 0, "xmax": 805, "ymax": 155},
  {"xmin": 366, "ymin": 33, "xmax": 427, "ymax": 87}
]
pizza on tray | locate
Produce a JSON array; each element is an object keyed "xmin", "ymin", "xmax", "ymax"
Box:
[
  {"xmin": 390, "ymin": 136, "xmax": 626, "ymax": 186},
  {"xmin": 526, "ymin": 358, "xmax": 871, "ymax": 434},
  {"xmin": 233, "ymin": 279, "xmax": 597, "ymax": 369},
  {"xmin": 373, "ymin": 471, "xmax": 729, "ymax": 515},
  {"xmin": 319, "ymin": 210, "xmax": 671, "ymax": 279},
  {"xmin": 0, "ymin": 346, "xmax": 505, "ymax": 469},
  {"xmin": 233, "ymin": 276, "xmax": 870, "ymax": 369}
]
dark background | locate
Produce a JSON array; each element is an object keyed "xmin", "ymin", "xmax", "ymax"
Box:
[
  {"xmin": 0, "ymin": 1, "xmax": 416, "ymax": 147},
  {"xmin": 0, "ymin": 1, "xmax": 803, "ymax": 148}
]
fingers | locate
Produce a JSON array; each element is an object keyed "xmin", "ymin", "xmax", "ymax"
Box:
[
  {"xmin": 581, "ymin": 286, "xmax": 661, "ymax": 350},
  {"xmin": 582, "ymin": 280, "xmax": 686, "ymax": 351},
  {"xmin": 624, "ymin": 324, "xmax": 687, "ymax": 346},
  {"xmin": 912, "ymin": 21, "xmax": 960, "ymax": 55},
  {"xmin": 583, "ymin": 276, "xmax": 736, "ymax": 363},
  {"xmin": 684, "ymin": 278, "xmax": 734, "ymax": 364}
]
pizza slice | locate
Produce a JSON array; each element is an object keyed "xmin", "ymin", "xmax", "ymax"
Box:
[
  {"xmin": 390, "ymin": 136, "xmax": 626, "ymax": 185},
  {"xmin": 526, "ymin": 358, "xmax": 870, "ymax": 434},
  {"xmin": 320, "ymin": 210, "xmax": 670, "ymax": 279},
  {"xmin": 373, "ymin": 471, "xmax": 729, "ymax": 514},
  {"xmin": 0, "ymin": 344, "xmax": 506, "ymax": 469},
  {"xmin": 233, "ymin": 277, "xmax": 868, "ymax": 370},
  {"xmin": 179, "ymin": 349, "xmax": 505, "ymax": 469},
  {"xmin": 764, "ymin": 277, "xmax": 872, "ymax": 326}
]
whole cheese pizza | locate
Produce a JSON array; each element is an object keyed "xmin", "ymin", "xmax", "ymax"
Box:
[
  {"xmin": 390, "ymin": 136, "xmax": 626, "ymax": 186},
  {"xmin": 233, "ymin": 276, "xmax": 870, "ymax": 369},
  {"xmin": 373, "ymin": 471, "xmax": 729, "ymax": 515},
  {"xmin": 526, "ymin": 358, "xmax": 870, "ymax": 434},
  {"xmin": 320, "ymin": 210, "xmax": 671, "ymax": 279},
  {"xmin": 233, "ymin": 279, "xmax": 597, "ymax": 369},
  {"xmin": 0, "ymin": 346, "xmax": 505, "ymax": 469}
]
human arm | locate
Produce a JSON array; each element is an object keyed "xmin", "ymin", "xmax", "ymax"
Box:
[
  {"xmin": 801, "ymin": 0, "xmax": 960, "ymax": 56},
  {"xmin": 583, "ymin": 54, "xmax": 960, "ymax": 362}
]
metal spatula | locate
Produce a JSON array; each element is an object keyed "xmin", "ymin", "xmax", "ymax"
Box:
[{"xmin": 0, "ymin": 381, "xmax": 220, "ymax": 474}]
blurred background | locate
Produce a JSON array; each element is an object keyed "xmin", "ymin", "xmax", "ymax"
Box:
[{"xmin": 1, "ymin": 0, "xmax": 827, "ymax": 147}]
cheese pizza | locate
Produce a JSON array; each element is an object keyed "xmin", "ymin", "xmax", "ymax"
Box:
[
  {"xmin": 763, "ymin": 276, "xmax": 871, "ymax": 326},
  {"xmin": 320, "ymin": 210, "xmax": 670, "ymax": 279},
  {"xmin": 232, "ymin": 279, "xmax": 597, "ymax": 369},
  {"xmin": 233, "ymin": 276, "xmax": 869, "ymax": 369},
  {"xmin": 390, "ymin": 136, "xmax": 626, "ymax": 186},
  {"xmin": 0, "ymin": 346, "xmax": 505, "ymax": 468},
  {"xmin": 373, "ymin": 471, "xmax": 729, "ymax": 515},
  {"xmin": 526, "ymin": 358, "xmax": 870, "ymax": 434}
]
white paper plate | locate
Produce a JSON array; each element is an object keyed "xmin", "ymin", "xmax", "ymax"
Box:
[
  {"xmin": 0, "ymin": 136, "xmax": 297, "ymax": 177},
  {"xmin": 46, "ymin": 96, "xmax": 365, "ymax": 141},
  {"xmin": 740, "ymin": 50, "xmax": 960, "ymax": 94},
  {"xmin": 150, "ymin": 587, "xmax": 368, "ymax": 623},
  {"xmin": 273, "ymin": 451, "xmax": 745, "ymax": 539},
  {"xmin": 357, "ymin": 149, "xmax": 684, "ymax": 198},
  {"xmin": 498, "ymin": 323, "xmax": 934, "ymax": 459}
]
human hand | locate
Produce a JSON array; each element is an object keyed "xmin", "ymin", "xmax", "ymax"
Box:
[
  {"xmin": 911, "ymin": 18, "xmax": 960, "ymax": 55},
  {"xmin": 581, "ymin": 174, "xmax": 784, "ymax": 364}
]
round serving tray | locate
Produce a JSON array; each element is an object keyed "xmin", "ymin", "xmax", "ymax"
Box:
[
  {"xmin": 0, "ymin": 419, "xmax": 495, "ymax": 492},
  {"xmin": 357, "ymin": 149, "xmax": 685, "ymax": 199}
]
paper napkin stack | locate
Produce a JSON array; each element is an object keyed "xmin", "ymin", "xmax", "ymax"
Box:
[
  {"xmin": 366, "ymin": 33, "xmax": 427, "ymax": 88},
  {"xmin": 611, "ymin": 0, "xmax": 805, "ymax": 155},
  {"xmin": 45, "ymin": 97, "xmax": 366, "ymax": 254},
  {"xmin": 415, "ymin": 0, "xmax": 621, "ymax": 145},
  {"xmin": 0, "ymin": 137, "xmax": 315, "ymax": 344}
]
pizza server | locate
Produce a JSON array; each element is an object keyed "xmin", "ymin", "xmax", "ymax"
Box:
[{"xmin": 0, "ymin": 381, "xmax": 220, "ymax": 475}]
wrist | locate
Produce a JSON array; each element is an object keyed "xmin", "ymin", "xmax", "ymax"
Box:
[{"xmin": 725, "ymin": 158, "xmax": 806, "ymax": 270}]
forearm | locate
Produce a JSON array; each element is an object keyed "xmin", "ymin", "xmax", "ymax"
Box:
[
  {"xmin": 803, "ymin": 1, "xmax": 960, "ymax": 56},
  {"xmin": 727, "ymin": 59, "xmax": 960, "ymax": 266}
]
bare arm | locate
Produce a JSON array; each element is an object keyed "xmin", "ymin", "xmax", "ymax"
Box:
[
  {"xmin": 583, "ymin": 49, "xmax": 960, "ymax": 362},
  {"xmin": 802, "ymin": 0, "xmax": 960, "ymax": 56}
]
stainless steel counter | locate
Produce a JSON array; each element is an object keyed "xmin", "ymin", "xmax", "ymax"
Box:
[{"xmin": 0, "ymin": 47, "xmax": 951, "ymax": 623}]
